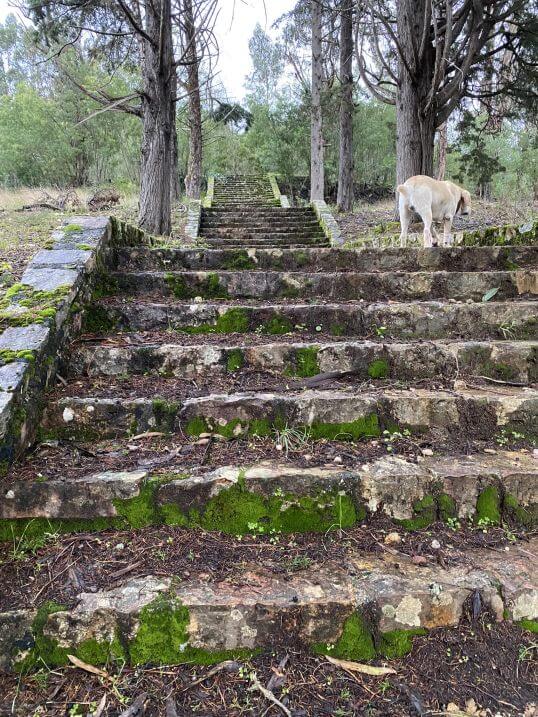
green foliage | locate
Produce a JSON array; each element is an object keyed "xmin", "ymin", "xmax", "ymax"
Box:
[{"xmin": 476, "ymin": 486, "xmax": 502, "ymax": 526}]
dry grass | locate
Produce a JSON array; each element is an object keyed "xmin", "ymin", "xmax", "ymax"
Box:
[{"xmin": 0, "ymin": 187, "xmax": 189, "ymax": 282}]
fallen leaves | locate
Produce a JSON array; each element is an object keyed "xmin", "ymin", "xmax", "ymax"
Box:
[
  {"xmin": 325, "ymin": 655, "xmax": 396, "ymax": 676},
  {"xmin": 67, "ymin": 654, "xmax": 110, "ymax": 680}
]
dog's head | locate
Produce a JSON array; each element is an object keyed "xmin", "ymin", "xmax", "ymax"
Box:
[{"xmin": 457, "ymin": 189, "xmax": 471, "ymax": 216}]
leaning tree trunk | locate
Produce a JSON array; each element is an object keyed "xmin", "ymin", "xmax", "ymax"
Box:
[
  {"xmin": 395, "ymin": 0, "xmax": 436, "ymax": 186},
  {"xmin": 310, "ymin": 0, "xmax": 324, "ymax": 201},
  {"xmin": 184, "ymin": 0, "xmax": 202, "ymax": 200},
  {"xmin": 138, "ymin": 0, "xmax": 174, "ymax": 235},
  {"xmin": 170, "ymin": 72, "xmax": 181, "ymax": 202},
  {"xmin": 336, "ymin": 0, "xmax": 354, "ymax": 212}
]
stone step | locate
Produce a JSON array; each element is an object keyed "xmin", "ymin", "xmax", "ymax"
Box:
[
  {"xmin": 203, "ymin": 208, "xmax": 315, "ymax": 215},
  {"xmin": 2, "ymin": 451, "xmax": 536, "ymax": 534},
  {"xmin": 68, "ymin": 338, "xmax": 537, "ymax": 384},
  {"xmin": 1, "ymin": 536, "xmax": 536, "ymax": 671},
  {"xmin": 115, "ymin": 245, "xmax": 538, "ymax": 273},
  {"xmin": 199, "ymin": 238, "xmax": 330, "ymax": 248},
  {"xmin": 90, "ymin": 299, "xmax": 538, "ymax": 339},
  {"xmin": 200, "ymin": 219, "xmax": 322, "ymax": 229},
  {"xmin": 199, "ymin": 230, "xmax": 326, "ymax": 239},
  {"xmin": 113, "ymin": 269, "xmax": 538, "ymax": 302},
  {"xmin": 41, "ymin": 386, "xmax": 538, "ymax": 441}
]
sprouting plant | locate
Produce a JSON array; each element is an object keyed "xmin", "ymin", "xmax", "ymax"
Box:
[
  {"xmin": 272, "ymin": 424, "xmax": 311, "ymax": 456},
  {"xmin": 446, "ymin": 517, "xmax": 461, "ymax": 531},
  {"xmin": 499, "ymin": 320, "xmax": 517, "ymax": 339},
  {"xmin": 518, "ymin": 642, "xmax": 537, "ymax": 662},
  {"xmin": 375, "ymin": 325, "xmax": 387, "ymax": 337},
  {"xmin": 10, "ymin": 520, "xmax": 59, "ymax": 561}
]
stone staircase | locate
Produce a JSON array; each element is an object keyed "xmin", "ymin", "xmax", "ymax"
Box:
[
  {"xmin": 199, "ymin": 175, "xmax": 328, "ymax": 247},
  {"xmin": 1, "ymin": 176, "xmax": 537, "ymax": 675}
]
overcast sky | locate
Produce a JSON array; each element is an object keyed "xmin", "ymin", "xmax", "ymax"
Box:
[{"xmin": 0, "ymin": 0, "xmax": 293, "ymax": 100}]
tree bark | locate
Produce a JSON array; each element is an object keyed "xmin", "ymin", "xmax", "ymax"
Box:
[
  {"xmin": 183, "ymin": 0, "xmax": 203, "ymax": 199},
  {"xmin": 138, "ymin": 0, "xmax": 174, "ymax": 235},
  {"xmin": 395, "ymin": 0, "xmax": 436, "ymax": 185},
  {"xmin": 310, "ymin": 0, "xmax": 324, "ymax": 201},
  {"xmin": 170, "ymin": 70, "xmax": 181, "ymax": 202},
  {"xmin": 436, "ymin": 122, "xmax": 448, "ymax": 180},
  {"xmin": 336, "ymin": 0, "xmax": 353, "ymax": 212}
]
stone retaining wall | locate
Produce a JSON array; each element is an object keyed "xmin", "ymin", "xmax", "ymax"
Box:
[{"xmin": 0, "ymin": 216, "xmax": 136, "ymax": 472}]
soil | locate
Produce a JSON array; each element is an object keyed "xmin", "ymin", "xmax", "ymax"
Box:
[{"xmin": 0, "ymin": 604, "xmax": 535, "ymax": 716}]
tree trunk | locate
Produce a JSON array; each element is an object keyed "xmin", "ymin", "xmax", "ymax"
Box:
[
  {"xmin": 436, "ymin": 122, "xmax": 448, "ymax": 180},
  {"xmin": 138, "ymin": 0, "xmax": 174, "ymax": 235},
  {"xmin": 336, "ymin": 0, "xmax": 353, "ymax": 212},
  {"xmin": 170, "ymin": 71, "xmax": 181, "ymax": 202},
  {"xmin": 310, "ymin": 0, "xmax": 324, "ymax": 201},
  {"xmin": 395, "ymin": 0, "xmax": 436, "ymax": 185},
  {"xmin": 183, "ymin": 0, "xmax": 202, "ymax": 200}
]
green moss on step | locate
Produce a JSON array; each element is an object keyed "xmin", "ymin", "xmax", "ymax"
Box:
[
  {"xmin": 226, "ymin": 349, "xmax": 244, "ymax": 372},
  {"xmin": 205, "ymin": 273, "xmax": 228, "ymax": 298},
  {"xmin": 378, "ymin": 628, "xmax": 427, "ymax": 658},
  {"xmin": 438, "ymin": 493, "xmax": 457, "ymax": 521},
  {"xmin": 0, "ymin": 349, "xmax": 36, "ymax": 364},
  {"xmin": 368, "ymin": 359, "xmax": 389, "ymax": 379},
  {"xmin": 165, "ymin": 273, "xmax": 193, "ymax": 299},
  {"xmin": 476, "ymin": 485, "xmax": 501, "ymax": 525},
  {"xmin": 286, "ymin": 347, "xmax": 319, "ymax": 377},
  {"xmin": 185, "ymin": 416, "xmax": 210, "ymax": 436},
  {"xmin": 330, "ymin": 323, "xmax": 344, "ymax": 336},
  {"xmin": 112, "ymin": 479, "xmax": 159, "ymax": 529},
  {"xmin": 483, "ymin": 361, "xmax": 518, "ymax": 382},
  {"xmin": 83, "ymin": 304, "xmax": 116, "ymax": 334},
  {"xmin": 129, "ymin": 594, "xmax": 257, "ymax": 666},
  {"xmin": 63, "ymin": 224, "xmax": 83, "ymax": 233},
  {"xmin": 313, "ymin": 613, "xmax": 376, "ymax": 661},
  {"xmin": 503, "ymin": 493, "xmax": 536, "ymax": 527},
  {"xmin": 152, "ymin": 399, "xmax": 180, "ymax": 432},
  {"xmin": 216, "ymin": 308, "xmax": 250, "ymax": 333},
  {"xmin": 398, "ymin": 495, "xmax": 437, "ymax": 531},
  {"xmin": 309, "ymin": 415, "xmax": 380, "ymax": 441},
  {"xmin": 265, "ymin": 315, "xmax": 293, "ymax": 335},
  {"xmin": 518, "ymin": 619, "xmax": 538, "ymax": 634},
  {"xmin": 223, "ymin": 251, "xmax": 256, "ymax": 270}
]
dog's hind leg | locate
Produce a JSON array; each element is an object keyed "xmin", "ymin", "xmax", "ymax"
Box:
[
  {"xmin": 399, "ymin": 202, "xmax": 411, "ymax": 248},
  {"xmin": 422, "ymin": 209, "xmax": 434, "ymax": 248},
  {"xmin": 443, "ymin": 217, "xmax": 453, "ymax": 246}
]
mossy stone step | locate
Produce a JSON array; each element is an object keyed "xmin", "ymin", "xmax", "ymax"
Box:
[
  {"xmin": 1, "ymin": 538, "xmax": 536, "ymax": 671},
  {"xmin": 88, "ymin": 299, "xmax": 538, "ymax": 340},
  {"xmin": 2, "ymin": 454, "xmax": 536, "ymax": 533},
  {"xmin": 68, "ymin": 338, "xmax": 537, "ymax": 385},
  {"xmin": 112, "ymin": 269, "xmax": 538, "ymax": 302},
  {"xmin": 41, "ymin": 387, "xmax": 538, "ymax": 441},
  {"xmin": 114, "ymin": 245, "xmax": 538, "ymax": 273}
]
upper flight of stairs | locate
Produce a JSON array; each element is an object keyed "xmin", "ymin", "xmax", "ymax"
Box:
[
  {"xmin": 199, "ymin": 175, "xmax": 329, "ymax": 247},
  {"xmin": 1, "ymin": 174, "xmax": 537, "ymax": 674}
]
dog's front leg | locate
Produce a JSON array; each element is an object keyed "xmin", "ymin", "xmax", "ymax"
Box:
[{"xmin": 443, "ymin": 217, "xmax": 453, "ymax": 246}]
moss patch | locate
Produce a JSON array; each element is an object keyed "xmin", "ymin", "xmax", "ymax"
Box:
[
  {"xmin": 476, "ymin": 485, "xmax": 501, "ymax": 525},
  {"xmin": 518, "ymin": 619, "xmax": 538, "ymax": 634},
  {"xmin": 378, "ymin": 628, "xmax": 427, "ymax": 658},
  {"xmin": 223, "ymin": 251, "xmax": 256, "ymax": 270},
  {"xmin": 368, "ymin": 359, "xmax": 389, "ymax": 379},
  {"xmin": 226, "ymin": 349, "xmax": 244, "ymax": 372},
  {"xmin": 129, "ymin": 594, "xmax": 257, "ymax": 666},
  {"xmin": 151, "ymin": 399, "xmax": 180, "ymax": 433},
  {"xmin": 309, "ymin": 415, "xmax": 380, "ymax": 441},
  {"xmin": 0, "ymin": 349, "xmax": 35, "ymax": 365},
  {"xmin": 286, "ymin": 347, "xmax": 319, "ymax": 377},
  {"xmin": 0, "ymin": 284, "xmax": 70, "ymax": 330},
  {"xmin": 264, "ymin": 315, "xmax": 293, "ymax": 335},
  {"xmin": 398, "ymin": 495, "xmax": 437, "ymax": 531},
  {"xmin": 82, "ymin": 304, "xmax": 116, "ymax": 334},
  {"xmin": 313, "ymin": 613, "xmax": 376, "ymax": 661}
]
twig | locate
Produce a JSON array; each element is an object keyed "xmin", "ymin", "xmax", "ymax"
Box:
[
  {"xmin": 475, "ymin": 375, "xmax": 527, "ymax": 387},
  {"xmin": 248, "ymin": 672, "xmax": 292, "ymax": 717},
  {"xmin": 180, "ymin": 660, "xmax": 240, "ymax": 692},
  {"xmin": 118, "ymin": 693, "xmax": 148, "ymax": 717}
]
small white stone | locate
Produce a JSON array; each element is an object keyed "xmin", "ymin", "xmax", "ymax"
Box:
[
  {"xmin": 276, "ymin": 444, "xmax": 283, "ymax": 451},
  {"xmin": 431, "ymin": 539, "xmax": 441, "ymax": 550},
  {"xmin": 114, "ymin": 543, "xmax": 124, "ymax": 550},
  {"xmin": 62, "ymin": 407, "xmax": 75, "ymax": 423},
  {"xmin": 333, "ymin": 456, "xmax": 342, "ymax": 464},
  {"xmin": 384, "ymin": 532, "xmax": 401, "ymax": 545},
  {"xmin": 484, "ymin": 448, "xmax": 496, "ymax": 454},
  {"xmin": 422, "ymin": 448, "xmax": 434, "ymax": 456},
  {"xmin": 86, "ymin": 405, "xmax": 95, "ymax": 414},
  {"xmin": 304, "ymin": 454, "xmax": 312, "ymax": 461},
  {"xmin": 5, "ymin": 490, "xmax": 15, "ymax": 500},
  {"xmin": 193, "ymin": 296, "xmax": 203, "ymax": 303}
]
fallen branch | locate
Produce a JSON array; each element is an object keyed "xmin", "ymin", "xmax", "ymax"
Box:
[
  {"xmin": 67, "ymin": 654, "xmax": 110, "ymax": 680},
  {"xmin": 180, "ymin": 660, "xmax": 240, "ymax": 692},
  {"xmin": 248, "ymin": 672, "xmax": 292, "ymax": 717},
  {"xmin": 164, "ymin": 696, "xmax": 179, "ymax": 717}
]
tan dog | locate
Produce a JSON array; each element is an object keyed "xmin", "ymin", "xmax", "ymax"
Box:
[{"xmin": 397, "ymin": 175, "xmax": 471, "ymax": 248}]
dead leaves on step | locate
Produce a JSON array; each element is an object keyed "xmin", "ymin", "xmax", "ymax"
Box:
[{"xmin": 325, "ymin": 654, "xmax": 397, "ymax": 676}]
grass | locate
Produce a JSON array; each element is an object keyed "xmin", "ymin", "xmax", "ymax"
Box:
[{"xmin": 0, "ymin": 187, "xmax": 188, "ymax": 282}]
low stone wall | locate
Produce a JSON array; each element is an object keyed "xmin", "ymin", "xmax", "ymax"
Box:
[
  {"xmin": 311, "ymin": 199, "xmax": 344, "ymax": 246},
  {"xmin": 0, "ymin": 216, "xmax": 139, "ymax": 472},
  {"xmin": 185, "ymin": 200, "xmax": 202, "ymax": 240},
  {"xmin": 268, "ymin": 173, "xmax": 291, "ymax": 208}
]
